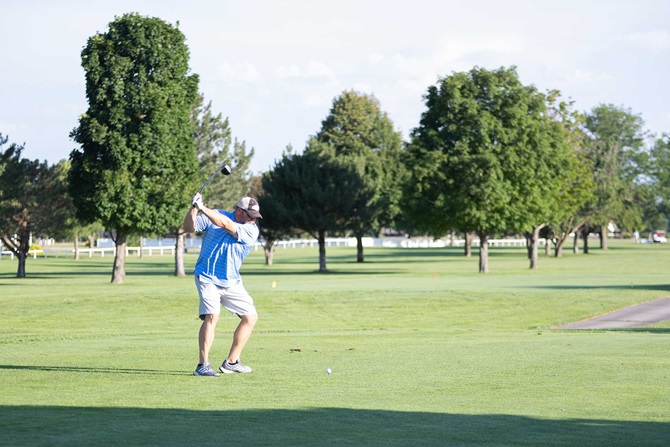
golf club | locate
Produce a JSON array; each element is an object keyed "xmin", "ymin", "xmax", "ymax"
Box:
[
  {"xmin": 197, "ymin": 164, "xmax": 232, "ymax": 195},
  {"xmin": 193, "ymin": 165, "xmax": 231, "ymax": 208}
]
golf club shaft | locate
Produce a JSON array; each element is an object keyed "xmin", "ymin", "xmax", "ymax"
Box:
[
  {"xmin": 198, "ymin": 171, "xmax": 219, "ymax": 194},
  {"xmin": 194, "ymin": 165, "xmax": 232, "ymax": 208}
]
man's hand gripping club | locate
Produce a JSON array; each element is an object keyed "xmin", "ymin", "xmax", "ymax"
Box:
[{"xmin": 192, "ymin": 192, "xmax": 204, "ymax": 211}]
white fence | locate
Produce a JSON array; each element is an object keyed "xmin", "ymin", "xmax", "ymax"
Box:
[
  {"xmin": 0, "ymin": 246, "xmax": 176, "ymax": 260},
  {"xmin": 1, "ymin": 237, "xmax": 539, "ymax": 260},
  {"xmin": 374, "ymin": 237, "xmax": 539, "ymax": 248},
  {"xmin": 272, "ymin": 237, "xmax": 537, "ymax": 249}
]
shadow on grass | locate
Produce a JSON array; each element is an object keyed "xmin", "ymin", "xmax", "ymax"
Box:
[
  {"xmin": 0, "ymin": 365, "xmax": 185, "ymax": 376},
  {"xmin": 0, "ymin": 271, "xmax": 174, "ymax": 279},
  {"xmin": 330, "ymin": 248, "xmax": 528, "ymax": 263},
  {"xmin": 0, "ymin": 269, "xmax": 402, "ymax": 282},
  {"xmin": 268, "ymin": 247, "xmax": 526, "ymax": 265},
  {"xmin": 529, "ymin": 284, "xmax": 670, "ymax": 292},
  {"xmin": 0, "ymin": 406, "xmax": 667, "ymax": 446},
  {"xmin": 244, "ymin": 269, "xmax": 402, "ymax": 276},
  {"xmin": 607, "ymin": 328, "xmax": 670, "ymax": 334},
  {"xmin": 561, "ymin": 327, "xmax": 670, "ymax": 334},
  {"xmin": 620, "ymin": 327, "xmax": 670, "ymax": 334}
]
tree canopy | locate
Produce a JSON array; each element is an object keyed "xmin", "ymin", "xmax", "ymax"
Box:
[
  {"xmin": 0, "ymin": 135, "xmax": 72, "ymax": 277},
  {"xmin": 403, "ymin": 66, "xmax": 574, "ymax": 272},
  {"xmin": 261, "ymin": 144, "xmax": 369, "ymax": 272},
  {"xmin": 312, "ymin": 90, "xmax": 404, "ymax": 261},
  {"xmin": 68, "ymin": 13, "xmax": 199, "ymax": 283},
  {"xmin": 647, "ymin": 134, "xmax": 670, "ymax": 232},
  {"xmin": 581, "ymin": 104, "xmax": 648, "ymax": 245}
]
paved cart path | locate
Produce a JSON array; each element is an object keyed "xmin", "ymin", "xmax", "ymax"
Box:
[{"xmin": 558, "ymin": 297, "xmax": 670, "ymax": 329}]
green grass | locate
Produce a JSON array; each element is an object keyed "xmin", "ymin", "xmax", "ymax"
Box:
[{"xmin": 1, "ymin": 240, "xmax": 669, "ymax": 446}]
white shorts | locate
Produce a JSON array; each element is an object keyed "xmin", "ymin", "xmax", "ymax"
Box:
[{"xmin": 195, "ymin": 275, "xmax": 258, "ymax": 319}]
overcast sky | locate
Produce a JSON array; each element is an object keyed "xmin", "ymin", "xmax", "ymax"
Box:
[{"xmin": 1, "ymin": 0, "xmax": 669, "ymax": 174}]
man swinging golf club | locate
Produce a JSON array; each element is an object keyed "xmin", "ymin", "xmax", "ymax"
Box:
[{"xmin": 183, "ymin": 191, "xmax": 262, "ymax": 377}]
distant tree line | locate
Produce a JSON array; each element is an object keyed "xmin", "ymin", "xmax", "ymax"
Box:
[
  {"xmin": 258, "ymin": 68, "xmax": 663, "ymax": 273},
  {"xmin": 1, "ymin": 13, "xmax": 668, "ymax": 280}
]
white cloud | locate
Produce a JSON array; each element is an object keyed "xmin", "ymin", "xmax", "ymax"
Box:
[
  {"xmin": 277, "ymin": 61, "xmax": 337, "ymax": 80},
  {"xmin": 566, "ymin": 69, "xmax": 613, "ymax": 84},
  {"xmin": 384, "ymin": 34, "xmax": 522, "ymax": 71},
  {"xmin": 277, "ymin": 64, "xmax": 300, "ymax": 78},
  {"xmin": 0, "ymin": 121, "xmax": 19, "ymax": 133},
  {"xmin": 351, "ymin": 82, "xmax": 373, "ymax": 94},
  {"xmin": 367, "ymin": 33, "xmax": 525, "ymax": 98},
  {"xmin": 302, "ymin": 94, "xmax": 328, "ymax": 108},
  {"xmin": 217, "ymin": 61, "xmax": 261, "ymax": 85},
  {"xmin": 434, "ymin": 34, "xmax": 524, "ymax": 64},
  {"xmin": 621, "ymin": 30, "xmax": 670, "ymax": 51},
  {"xmin": 369, "ymin": 53, "xmax": 384, "ymax": 65},
  {"xmin": 239, "ymin": 102, "xmax": 264, "ymax": 127}
]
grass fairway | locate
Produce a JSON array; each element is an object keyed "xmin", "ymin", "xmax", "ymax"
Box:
[{"xmin": 1, "ymin": 240, "xmax": 669, "ymax": 446}]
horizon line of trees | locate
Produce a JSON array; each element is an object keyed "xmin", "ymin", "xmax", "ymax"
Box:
[{"xmin": 2, "ymin": 13, "xmax": 669, "ymax": 279}]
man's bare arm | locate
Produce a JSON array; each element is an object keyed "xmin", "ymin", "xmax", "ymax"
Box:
[
  {"xmin": 183, "ymin": 207, "xmax": 198, "ymax": 233},
  {"xmin": 198, "ymin": 206, "xmax": 238, "ymax": 238}
]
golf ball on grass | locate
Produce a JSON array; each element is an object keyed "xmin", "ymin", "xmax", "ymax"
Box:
[{"xmin": 326, "ymin": 368, "xmax": 332, "ymax": 375}]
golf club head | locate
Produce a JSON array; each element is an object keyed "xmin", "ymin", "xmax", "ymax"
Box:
[{"xmin": 220, "ymin": 165, "xmax": 232, "ymax": 175}]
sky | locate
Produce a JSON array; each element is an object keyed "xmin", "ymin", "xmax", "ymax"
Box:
[{"xmin": 1, "ymin": 0, "xmax": 669, "ymax": 174}]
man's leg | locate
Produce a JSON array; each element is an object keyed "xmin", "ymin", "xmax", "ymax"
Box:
[
  {"xmin": 199, "ymin": 313, "xmax": 219, "ymax": 364},
  {"xmin": 226, "ymin": 314, "xmax": 257, "ymax": 363}
]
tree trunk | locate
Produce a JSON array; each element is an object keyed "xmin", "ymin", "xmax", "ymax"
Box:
[
  {"xmin": 111, "ymin": 233, "xmax": 127, "ymax": 284},
  {"xmin": 478, "ymin": 232, "xmax": 489, "ymax": 273},
  {"xmin": 600, "ymin": 224, "xmax": 608, "ymax": 250},
  {"xmin": 15, "ymin": 221, "xmax": 30, "ymax": 278},
  {"xmin": 88, "ymin": 234, "xmax": 95, "ymax": 250},
  {"xmin": 555, "ymin": 229, "xmax": 574, "ymax": 258},
  {"xmin": 174, "ymin": 229, "xmax": 186, "ymax": 277},
  {"xmin": 356, "ymin": 234, "xmax": 364, "ymax": 263},
  {"xmin": 573, "ymin": 231, "xmax": 580, "ymax": 254},
  {"xmin": 139, "ymin": 236, "xmax": 144, "ymax": 258},
  {"xmin": 263, "ymin": 242, "xmax": 275, "ymax": 265},
  {"xmin": 524, "ymin": 232, "xmax": 533, "ymax": 259},
  {"xmin": 555, "ymin": 241, "xmax": 564, "ymax": 258},
  {"xmin": 74, "ymin": 236, "xmax": 80, "ymax": 261},
  {"xmin": 16, "ymin": 252, "xmax": 27, "ymax": 278},
  {"xmin": 264, "ymin": 241, "xmax": 275, "ymax": 266},
  {"xmin": 529, "ymin": 224, "xmax": 545, "ymax": 269},
  {"xmin": 464, "ymin": 232, "xmax": 472, "ymax": 257},
  {"xmin": 582, "ymin": 228, "xmax": 590, "ymax": 254},
  {"xmin": 545, "ymin": 239, "xmax": 552, "ymax": 256},
  {"xmin": 318, "ymin": 229, "xmax": 328, "ymax": 272}
]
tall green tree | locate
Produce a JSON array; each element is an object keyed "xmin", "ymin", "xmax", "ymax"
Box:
[
  {"xmin": 261, "ymin": 145, "xmax": 366, "ymax": 272},
  {"xmin": 546, "ymin": 150, "xmax": 595, "ymax": 257},
  {"xmin": 541, "ymin": 97, "xmax": 595, "ymax": 258},
  {"xmin": 255, "ymin": 146, "xmax": 297, "ymax": 266},
  {"xmin": 404, "ymin": 66, "xmax": 572, "ymax": 272},
  {"xmin": 0, "ymin": 135, "xmax": 71, "ymax": 277},
  {"xmin": 313, "ymin": 90, "xmax": 405, "ymax": 262},
  {"xmin": 583, "ymin": 104, "xmax": 647, "ymax": 248},
  {"xmin": 647, "ymin": 134, "xmax": 670, "ymax": 233},
  {"xmin": 69, "ymin": 13, "xmax": 199, "ymax": 284},
  {"xmin": 519, "ymin": 91, "xmax": 582, "ymax": 269}
]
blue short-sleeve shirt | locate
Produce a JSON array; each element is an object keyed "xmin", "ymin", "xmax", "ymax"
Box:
[{"xmin": 193, "ymin": 210, "xmax": 259, "ymax": 287}]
